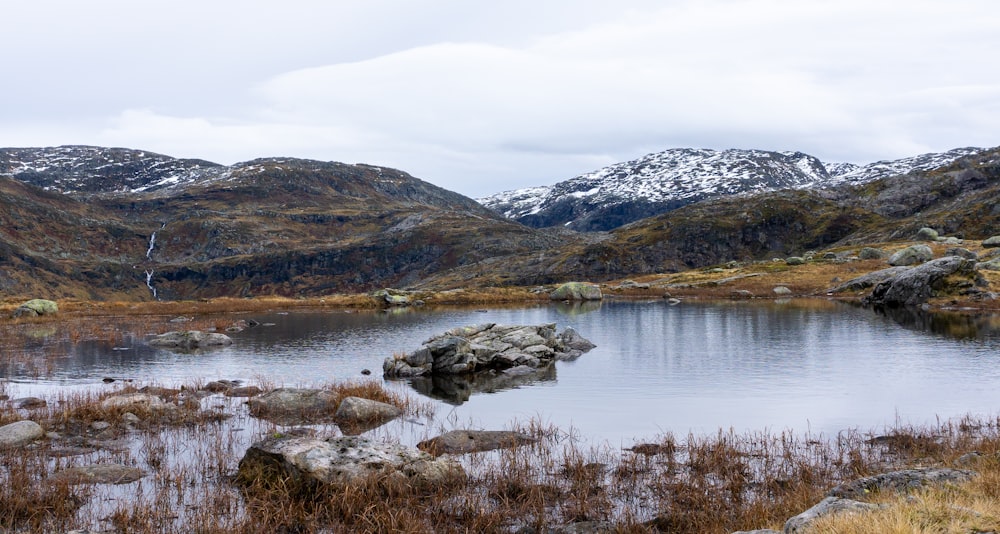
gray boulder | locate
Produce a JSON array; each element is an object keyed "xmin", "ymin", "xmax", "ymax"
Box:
[
  {"xmin": 784, "ymin": 256, "xmax": 806, "ymax": 265},
  {"xmin": 828, "ymin": 467, "xmax": 974, "ymax": 500},
  {"xmin": 238, "ymin": 435, "xmax": 465, "ymax": 490},
  {"xmin": 946, "ymin": 247, "xmax": 978, "ymax": 260},
  {"xmin": 334, "ymin": 396, "xmax": 402, "ymax": 434},
  {"xmin": 915, "ymin": 227, "xmax": 939, "ymax": 241},
  {"xmin": 978, "ymin": 258, "xmax": 1000, "ymax": 271},
  {"xmin": 828, "ymin": 266, "xmax": 909, "ymax": 293},
  {"xmin": 384, "ymin": 323, "xmax": 594, "ymax": 378},
  {"xmin": 0, "ymin": 420, "xmax": 45, "ymax": 447},
  {"xmin": 372, "ymin": 288, "xmax": 410, "ymax": 306},
  {"xmin": 248, "ymin": 388, "xmax": 338, "ymax": 424},
  {"xmin": 101, "ymin": 393, "xmax": 172, "ymax": 413},
  {"xmin": 863, "ymin": 256, "xmax": 974, "ymax": 308},
  {"xmin": 148, "ymin": 330, "xmax": 232, "ymax": 350},
  {"xmin": 858, "ymin": 247, "xmax": 885, "ymax": 260},
  {"xmin": 887, "ymin": 244, "xmax": 934, "ymax": 266},
  {"xmin": 417, "ymin": 430, "xmax": 537, "ymax": 455},
  {"xmin": 983, "ymin": 236, "xmax": 1000, "ymax": 248},
  {"xmin": 550, "ymin": 282, "xmax": 603, "ymax": 301},
  {"xmin": 772, "ymin": 286, "xmax": 793, "ymax": 296}
]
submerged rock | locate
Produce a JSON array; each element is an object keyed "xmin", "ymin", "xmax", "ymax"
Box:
[
  {"xmin": 148, "ymin": 330, "xmax": 232, "ymax": 350},
  {"xmin": 334, "ymin": 396, "xmax": 402, "ymax": 434},
  {"xmin": 417, "ymin": 430, "xmax": 537, "ymax": 455},
  {"xmin": 51, "ymin": 464, "xmax": 146, "ymax": 485},
  {"xmin": 248, "ymin": 388, "xmax": 338, "ymax": 424}
]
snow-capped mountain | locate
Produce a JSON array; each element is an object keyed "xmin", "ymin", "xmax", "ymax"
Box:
[{"xmin": 478, "ymin": 147, "xmax": 986, "ymax": 231}]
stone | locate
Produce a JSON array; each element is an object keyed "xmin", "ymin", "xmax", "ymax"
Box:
[
  {"xmin": 549, "ymin": 282, "xmax": 603, "ymax": 301},
  {"xmin": 946, "ymin": 247, "xmax": 978, "ymax": 260},
  {"xmin": 12, "ymin": 397, "xmax": 47, "ymax": 409},
  {"xmin": 0, "ymin": 420, "xmax": 45, "ymax": 447},
  {"xmin": 730, "ymin": 289, "xmax": 754, "ymax": 299},
  {"xmin": 828, "ymin": 266, "xmax": 909, "ymax": 293},
  {"xmin": 772, "ymin": 286, "xmax": 793, "ymax": 296},
  {"xmin": 784, "ymin": 496, "xmax": 881, "ymax": 533},
  {"xmin": 862, "ymin": 256, "xmax": 974, "ymax": 308},
  {"xmin": 225, "ymin": 386, "xmax": 263, "ymax": 397},
  {"xmin": 384, "ymin": 323, "xmax": 594, "ymax": 378},
  {"xmin": 101, "ymin": 393, "xmax": 171, "ymax": 413},
  {"xmin": 248, "ymin": 388, "xmax": 338, "ymax": 424},
  {"xmin": 334, "ymin": 396, "xmax": 402, "ymax": 425},
  {"xmin": 238, "ymin": 435, "xmax": 465, "ymax": 490},
  {"xmin": 372, "ymin": 288, "xmax": 410, "ymax": 306},
  {"xmin": 50, "ymin": 464, "xmax": 145, "ymax": 485},
  {"xmin": 858, "ymin": 247, "xmax": 885, "ymax": 260},
  {"xmin": 148, "ymin": 330, "xmax": 233, "ymax": 350},
  {"xmin": 827, "ymin": 467, "xmax": 974, "ymax": 500},
  {"xmin": 887, "ymin": 244, "xmax": 934, "ymax": 266},
  {"xmin": 417, "ymin": 430, "xmax": 537, "ymax": 455},
  {"xmin": 976, "ymin": 258, "xmax": 1000, "ymax": 271},
  {"xmin": 785, "ymin": 256, "xmax": 806, "ymax": 265},
  {"xmin": 915, "ymin": 227, "xmax": 939, "ymax": 241},
  {"xmin": 982, "ymin": 236, "xmax": 1000, "ymax": 248}
]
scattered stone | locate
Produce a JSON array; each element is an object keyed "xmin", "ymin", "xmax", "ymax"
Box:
[
  {"xmin": 887, "ymin": 244, "xmax": 934, "ymax": 266},
  {"xmin": 238, "ymin": 435, "xmax": 465, "ymax": 490},
  {"xmin": 772, "ymin": 286, "xmax": 793, "ymax": 296},
  {"xmin": 361, "ymin": 368, "xmax": 372, "ymax": 375},
  {"xmin": 50, "ymin": 464, "xmax": 145, "ymax": 485},
  {"xmin": 915, "ymin": 227, "xmax": 939, "ymax": 241},
  {"xmin": 0, "ymin": 420, "xmax": 45, "ymax": 447},
  {"xmin": 550, "ymin": 282, "xmax": 603, "ymax": 301},
  {"xmin": 334, "ymin": 396, "xmax": 402, "ymax": 427},
  {"xmin": 785, "ymin": 257, "xmax": 806, "ymax": 265},
  {"xmin": 148, "ymin": 330, "xmax": 233, "ymax": 350},
  {"xmin": 417, "ymin": 430, "xmax": 537, "ymax": 455},
  {"xmin": 982, "ymin": 236, "xmax": 1000, "ymax": 248},
  {"xmin": 730, "ymin": 289, "xmax": 754, "ymax": 299},
  {"xmin": 858, "ymin": 247, "xmax": 885, "ymax": 260},
  {"xmin": 248, "ymin": 388, "xmax": 338, "ymax": 424},
  {"xmin": 383, "ymin": 323, "xmax": 594, "ymax": 378},
  {"xmin": 862, "ymin": 256, "xmax": 975, "ymax": 308},
  {"xmin": 947, "ymin": 247, "xmax": 978, "ymax": 260}
]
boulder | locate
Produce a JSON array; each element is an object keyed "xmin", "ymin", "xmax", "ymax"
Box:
[
  {"xmin": 238, "ymin": 435, "xmax": 465, "ymax": 491},
  {"xmin": 784, "ymin": 257, "xmax": 806, "ymax": 265},
  {"xmin": 50, "ymin": 464, "xmax": 145, "ymax": 485},
  {"xmin": 858, "ymin": 247, "xmax": 885, "ymax": 260},
  {"xmin": 11, "ymin": 298, "xmax": 58, "ymax": 318},
  {"xmin": 983, "ymin": 236, "xmax": 1000, "ymax": 248},
  {"xmin": 12, "ymin": 397, "xmax": 47, "ymax": 409},
  {"xmin": 862, "ymin": 256, "xmax": 974, "ymax": 308},
  {"xmin": 372, "ymin": 288, "xmax": 410, "ymax": 306},
  {"xmin": 417, "ymin": 430, "xmax": 537, "ymax": 455},
  {"xmin": 248, "ymin": 388, "xmax": 338, "ymax": 424},
  {"xmin": 0, "ymin": 420, "xmax": 44, "ymax": 447},
  {"xmin": 772, "ymin": 286, "xmax": 793, "ymax": 296},
  {"xmin": 148, "ymin": 330, "xmax": 233, "ymax": 350},
  {"xmin": 384, "ymin": 323, "xmax": 594, "ymax": 378},
  {"xmin": 915, "ymin": 227, "xmax": 939, "ymax": 241},
  {"xmin": 827, "ymin": 266, "xmax": 909, "ymax": 293},
  {"xmin": 827, "ymin": 467, "xmax": 974, "ymax": 500},
  {"xmin": 334, "ymin": 396, "xmax": 402, "ymax": 425},
  {"xmin": 946, "ymin": 247, "xmax": 978, "ymax": 260},
  {"xmin": 550, "ymin": 282, "xmax": 603, "ymax": 301},
  {"xmin": 101, "ymin": 393, "xmax": 172, "ymax": 413},
  {"xmin": 979, "ymin": 258, "xmax": 1000, "ymax": 271},
  {"xmin": 887, "ymin": 244, "xmax": 933, "ymax": 266}
]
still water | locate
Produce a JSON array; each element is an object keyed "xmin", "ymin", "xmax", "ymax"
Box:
[{"xmin": 6, "ymin": 299, "xmax": 1000, "ymax": 445}]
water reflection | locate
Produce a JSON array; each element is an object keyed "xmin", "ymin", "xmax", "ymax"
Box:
[
  {"xmin": 405, "ymin": 364, "xmax": 557, "ymax": 405},
  {"xmin": 874, "ymin": 305, "xmax": 1000, "ymax": 341}
]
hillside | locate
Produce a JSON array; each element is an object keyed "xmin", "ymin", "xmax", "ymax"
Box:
[{"xmin": 478, "ymin": 147, "xmax": 985, "ymax": 231}]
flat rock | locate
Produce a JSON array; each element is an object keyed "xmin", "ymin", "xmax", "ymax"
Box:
[
  {"xmin": 784, "ymin": 496, "xmax": 881, "ymax": 533},
  {"xmin": 148, "ymin": 330, "xmax": 232, "ymax": 350},
  {"xmin": 248, "ymin": 388, "xmax": 338, "ymax": 424},
  {"xmin": 417, "ymin": 430, "xmax": 537, "ymax": 455},
  {"xmin": 238, "ymin": 435, "xmax": 465, "ymax": 490},
  {"xmin": 51, "ymin": 464, "xmax": 145, "ymax": 485}
]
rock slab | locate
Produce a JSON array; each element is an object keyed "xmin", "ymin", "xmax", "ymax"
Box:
[
  {"xmin": 148, "ymin": 330, "xmax": 233, "ymax": 350},
  {"xmin": 863, "ymin": 256, "xmax": 973, "ymax": 308},
  {"xmin": 238, "ymin": 435, "xmax": 465, "ymax": 490},
  {"xmin": 417, "ymin": 430, "xmax": 537, "ymax": 455}
]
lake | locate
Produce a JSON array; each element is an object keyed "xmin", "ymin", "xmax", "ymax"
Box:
[{"xmin": 5, "ymin": 299, "xmax": 1000, "ymax": 446}]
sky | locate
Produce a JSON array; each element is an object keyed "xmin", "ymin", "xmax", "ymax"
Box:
[{"xmin": 2, "ymin": 0, "xmax": 998, "ymax": 198}]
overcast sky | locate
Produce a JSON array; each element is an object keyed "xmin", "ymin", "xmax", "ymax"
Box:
[{"xmin": 2, "ymin": 1, "xmax": 998, "ymax": 198}]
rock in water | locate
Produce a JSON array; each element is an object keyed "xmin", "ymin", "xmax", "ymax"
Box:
[
  {"xmin": 148, "ymin": 330, "xmax": 233, "ymax": 350},
  {"xmin": 862, "ymin": 256, "xmax": 974, "ymax": 308},
  {"xmin": 0, "ymin": 420, "xmax": 45, "ymax": 447},
  {"xmin": 417, "ymin": 430, "xmax": 537, "ymax": 455},
  {"xmin": 10, "ymin": 298, "xmax": 58, "ymax": 318}
]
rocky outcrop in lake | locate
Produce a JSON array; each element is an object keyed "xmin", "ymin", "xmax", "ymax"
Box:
[
  {"xmin": 148, "ymin": 330, "xmax": 233, "ymax": 350},
  {"xmin": 382, "ymin": 323, "xmax": 595, "ymax": 378}
]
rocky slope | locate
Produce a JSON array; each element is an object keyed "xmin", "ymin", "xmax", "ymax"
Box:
[
  {"xmin": 0, "ymin": 146, "xmax": 570, "ymax": 300},
  {"xmin": 478, "ymin": 147, "xmax": 985, "ymax": 231}
]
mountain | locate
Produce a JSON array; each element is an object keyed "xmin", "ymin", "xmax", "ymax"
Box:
[
  {"xmin": 0, "ymin": 146, "xmax": 569, "ymax": 300},
  {"xmin": 478, "ymin": 147, "xmax": 986, "ymax": 231}
]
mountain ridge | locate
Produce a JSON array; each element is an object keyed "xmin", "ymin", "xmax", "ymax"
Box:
[{"xmin": 478, "ymin": 146, "xmax": 986, "ymax": 231}]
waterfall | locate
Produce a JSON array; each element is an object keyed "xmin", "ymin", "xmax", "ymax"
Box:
[
  {"xmin": 146, "ymin": 232, "xmax": 156, "ymax": 259},
  {"xmin": 145, "ymin": 269, "xmax": 158, "ymax": 300}
]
